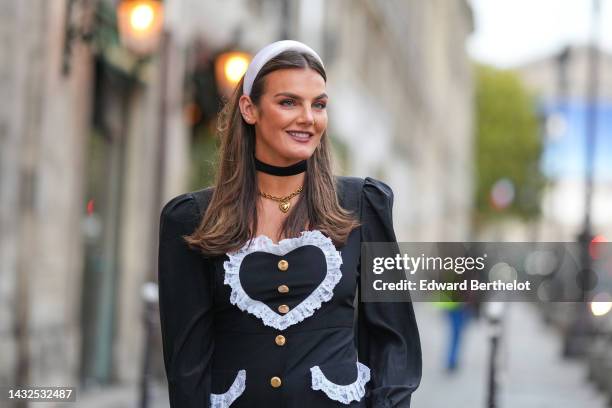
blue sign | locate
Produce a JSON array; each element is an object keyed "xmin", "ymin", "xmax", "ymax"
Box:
[{"xmin": 541, "ymin": 100, "xmax": 612, "ymax": 181}]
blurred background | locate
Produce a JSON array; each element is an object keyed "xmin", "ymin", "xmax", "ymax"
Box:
[{"xmin": 1, "ymin": 0, "xmax": 612, "ymax": 407}]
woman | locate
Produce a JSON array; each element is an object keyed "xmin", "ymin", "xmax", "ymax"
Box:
[{"xmin": 158, "ymin": 40, "xmax": 421, "ymax": 407}]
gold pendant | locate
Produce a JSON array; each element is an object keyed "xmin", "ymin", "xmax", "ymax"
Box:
[{"xmin": 279, "ymin": 201, "xmax": 290, "ymax": 213}]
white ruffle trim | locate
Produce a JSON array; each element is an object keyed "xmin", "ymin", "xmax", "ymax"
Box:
[
  {"xmin": 223, "ymin": 230, "xmax": 343, "ymax": 331},
  {"xmin": 210, "ymin": 369, "xmax": 246, "ymax": 408},
  {"xmin": 310, "ymin": 362, "xmax": 371, "ymax": 405}
]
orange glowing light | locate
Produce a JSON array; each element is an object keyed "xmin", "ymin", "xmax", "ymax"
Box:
[
  {"xmin": 224, "ymin": 54, "xmax": 250, "ymax": 84},
  {"xmin": 215, "ymin": 51, "xmax": 252, "ymax": 97},
  {"xmin": 117, "ymin": 0, "xmax": 164, "ymax": 55},
  {"xmin": 130, "ymin": 3, "xmax": 156, "ymax": 32}
]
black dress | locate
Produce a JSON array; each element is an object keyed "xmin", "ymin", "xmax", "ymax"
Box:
[{"xmin": 158, "ymin": 176, "xmax": 422, "ymax": 408}]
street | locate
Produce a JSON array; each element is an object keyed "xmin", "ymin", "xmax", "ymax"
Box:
[{"xmin": 412, "ymin": 302, "xmax": 608, "ymax": 408}]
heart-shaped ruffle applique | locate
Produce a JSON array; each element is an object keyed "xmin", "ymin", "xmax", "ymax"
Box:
[{"xmin": 223, "ymin": 230, "xmax": 343, "ymax": 331}]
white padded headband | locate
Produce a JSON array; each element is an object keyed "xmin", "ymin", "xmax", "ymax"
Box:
[{"xmin": 243, "ymin": 40, "xmax": 324, "ymax": 96}]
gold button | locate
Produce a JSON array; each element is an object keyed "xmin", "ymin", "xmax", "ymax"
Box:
[
  {"xmin": 278, "ymin": 259, "xmax": 289, "ymax": 271},
  {"xmin": 275, "ymin": 335, "xmax": 286, "ymax": 346},
  {"xmin": 277, "ymin": 285, "xmax": 289, "ymax": 294},
  {"xmin": 278, "ymin": 304, "xmax": 289, "ymax": 314},
  {"xmin": 270, "ymin": 376, "xmax": 282, "ymax": 388}
]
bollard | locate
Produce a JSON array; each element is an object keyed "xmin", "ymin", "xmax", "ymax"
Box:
[
  {"xmin": 139, "ymin": 282, "xmax": 159, "ymax": 408},
  {"xmin": 485, "ymin": 302, "xmax": 506, "ymax": 408}
]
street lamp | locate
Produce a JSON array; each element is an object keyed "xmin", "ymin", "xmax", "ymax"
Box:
[
  {"xmin": 563, "ymin": 0, "xmax": 601, "ymax": 358},
  {"xmin": 119, "ymin": 2, "xmax": 167, "ymax": 407},
  {"xmin": 117, "ymin": 0, "xmax": 164, "ymax": 56},
  {"xmin": 61, "ymin": 0, "xmax": 163, "ymax": 76},
  {"xmin": 122, "ymin": 2, "xmax": 169, "ymax": 407},
  {"xmin": 214, "ymin": 51, "xmax": 252, "ymax": 98}
]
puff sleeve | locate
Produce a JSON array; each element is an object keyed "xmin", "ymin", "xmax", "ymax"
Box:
[
  {"xmin": 357, "ymin": 177, "xmax": 422, "ymax": 407},
  {"xmin": 158, "ymin": 193, "xmax": 214, "ymax": 407}
]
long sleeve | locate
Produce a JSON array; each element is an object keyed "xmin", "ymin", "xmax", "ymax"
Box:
[
  {"xmin": 357, "ymin": 177, "xmax": 422, "ymax": 408},
  {"xmin": 158, "ymin": 193, "xmax": 214, "ymax": 407}
]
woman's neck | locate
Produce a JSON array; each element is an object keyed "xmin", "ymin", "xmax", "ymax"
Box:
[{"xmin": 256, "ymin": 171, "xmax": 305, "ymax": 196}]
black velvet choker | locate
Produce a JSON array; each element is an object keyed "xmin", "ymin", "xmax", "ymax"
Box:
[{"xmin": 254, "ymin": 156, "xmax": 307, "ymax": 176}]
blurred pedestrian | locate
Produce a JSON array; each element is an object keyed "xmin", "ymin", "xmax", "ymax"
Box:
[
  {"xmin": 434, "ymin": 266, "xmax": 479, "ymax": 372},
  {"xmin": 440, "ymin": 301, "xmax": 472, "ymax": 372}
]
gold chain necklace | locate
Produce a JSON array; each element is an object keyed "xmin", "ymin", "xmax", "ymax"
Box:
[{"xmin": 259, "ymin": 186, "xmax": 303, "ymax": 213}]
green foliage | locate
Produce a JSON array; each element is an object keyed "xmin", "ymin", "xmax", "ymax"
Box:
[
  {"xmin": 189, "ymin": 126, "xmax": 218, "ymax": 191},
  {"xmin": 474, "ymin": 64, "xmax": 545, "ymax": 221},
  {"xmin": 329, "ymin": 132, "xmax": 350, "ymax": 175}
]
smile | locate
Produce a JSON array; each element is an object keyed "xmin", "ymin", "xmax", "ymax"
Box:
[{"xmin": 286, "ymin": 131, "xmax": 313, "ymax": 142}]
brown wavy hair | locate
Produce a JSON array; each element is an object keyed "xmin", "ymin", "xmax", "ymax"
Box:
[{"xmin": 185, "ymin": 50, "xmax": 360, "ymax": 256}]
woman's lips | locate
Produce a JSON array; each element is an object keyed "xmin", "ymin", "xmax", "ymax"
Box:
[{"xmin": 286, "ymin": 131, "xmax": 313, "ymax": 143}]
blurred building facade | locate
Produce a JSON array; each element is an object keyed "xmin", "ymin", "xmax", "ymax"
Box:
[
  {"xmin": 0, "ymin": 0, "xmax": 94, "ymax": 390},
  {"xmin": 321, "ymin": 0, "xmax": 475, "ymax": 241},
  {"xmin": 0, "ymin": 0, "xmax": 192, "ymax": 399},
  {"xmin": 0, "ymin": 0, "xmax": 474, "ymax": 405}
]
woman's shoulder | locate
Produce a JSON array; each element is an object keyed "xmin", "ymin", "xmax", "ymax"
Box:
[
  {"xmin": 334, "ymin": 176, "xmax": 394, "ymax": 205},
  {"xmin": 361, "ymin": 177, "xmax": 394, "ymax": 202},
  {"xmin": 191, "ymin": 186, "xmax": 215, "ymax": 214},
  {"xmin": 160, "ymin": 186, "xmax": 215, "ymax": 224}
]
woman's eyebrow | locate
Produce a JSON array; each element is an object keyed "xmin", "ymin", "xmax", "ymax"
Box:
[{"xmin": 273, "ymin": 92, "xmax": 328, "ymax": 100}]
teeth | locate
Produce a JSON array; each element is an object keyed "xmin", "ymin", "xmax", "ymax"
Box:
[{"xmin": 288, "ymin": 131, "xmax": 311, "ymax": 138}]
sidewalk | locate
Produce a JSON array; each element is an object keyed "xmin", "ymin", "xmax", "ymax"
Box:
[
  {"xmin": 411, "ymin": 302, "xmax": 608, "ymax": 408},
  {"xmin": 51, "ymin": 383, "xmax": 170, "ymax": 408}
]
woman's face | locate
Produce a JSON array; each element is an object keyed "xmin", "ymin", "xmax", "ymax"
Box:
[{"xmin": 241, "ymin": 67, "xmax": 328, "ymax": 166}]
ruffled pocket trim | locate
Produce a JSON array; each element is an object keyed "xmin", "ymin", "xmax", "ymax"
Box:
[
  {"xmin": 310, "ymin": 362, "xmax": 371, "ymax": 405},
  {"xmin": 210, "ymin": 369, "xmax": 246, "ymax": 408}
]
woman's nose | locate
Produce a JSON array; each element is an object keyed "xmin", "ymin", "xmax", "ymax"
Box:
[{"xmin": 297, "ymin": 105, "xmax": 314, "ymax": 125}]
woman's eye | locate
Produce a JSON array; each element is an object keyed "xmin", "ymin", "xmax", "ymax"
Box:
[
  {"xmin": 314, "ymin": 101, "xmax": 327, "ymax": 109},
  {"xmin": 280, "ymin": 99, "xmax": 295, "ymax": 106}
]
